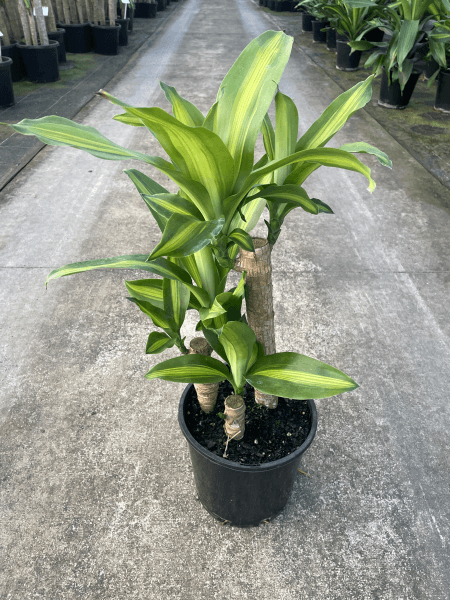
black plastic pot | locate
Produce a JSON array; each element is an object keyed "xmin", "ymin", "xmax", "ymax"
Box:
[
  {"xmin": 0, "ymin": 56, "xmax": 15, "ymax": 108},
  {"xmin": 378, "ymin": 68, "xmax": 420, "ymax": 109},
  {"xmin": 92, "ymin": 24, "xmax": 120, "ymax": 55},
  {"xmin": 336, "ymin": 32, "xmax": 349, "ymax": 41},
  {"xmin": 157, "ymin": 0, "xmax": 166, "ymax": 10},
  {"xmin": 259, "ymin": 0, "xmax": 264, "ymax": 4},
  {"xmin": 290, "ymin": 0, "xmax": 299, "ymax": 9},
  {"xmin": 48, "ymin": 28, "xmax": 67, "ymax": 63},
  {"xmin": 326, "ymin": 28, "xmax": 336, "ymax": 51},
  {"xmin": 312, "ymin": 20, "xmax": 328, "ymax": 43},
  {"xmin": 336, "ymin": 39, "xmax": 361, "ymax": 71},
  {"xmin": 424, "ymin": 57, "xmax": 439, "ymax": 80},
  {"xmin": 275, "ymin": 1, "xmax": 291, "ymax": 11},
  {"xmin": 1, "ymin": 42, "xmax": 27, "ymax": 81},
  {"xmin": 134, "ymin": 2, "xmax": 157, "ymax": 17},
  {"xmin": 363, "ymin": 27, "xmax": 384, "ymax": 43},
  {"xmin": 58, "ymin": 22, "xmax": 93, "ymax": 53},
  {"xmin": 178, "ymin": 384, "xmax": 318, "ymax": 527},
  {"xmin": 434, "ymin": 69, "xmax": 450, "ymax": 113},
  {"xmin": 18, "ymin": 40, "xmax": 60, "ymax": 83},
  {"xmin": 116, "ymin": 18, "xmax": 129, "ymax": 46},
  {"xmin": 302, "ymin": 12, "xmax": 316, "ymax": 32}
]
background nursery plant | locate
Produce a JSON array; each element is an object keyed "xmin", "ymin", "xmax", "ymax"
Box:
[{"xmin": 5, "ymin": 30, "xmax": 391, "ymax": 524}]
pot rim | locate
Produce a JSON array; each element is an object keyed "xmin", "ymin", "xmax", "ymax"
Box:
[
  {"xmin": 0, "ymin": 56, "xmax": 13, "ymax": 67},
  {"xmin": 17, "ymin": 40, "xmax": 60, "ymax": 49},
  {"xmin": 178, "ymin": 382, "xmax": 318, "ymax": 473}
]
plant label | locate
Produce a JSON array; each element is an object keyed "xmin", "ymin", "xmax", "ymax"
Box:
[
  {"xmin": 33, "ymin": 7, "xmax": 49, "ymax": 16},
  {"xmin": 122, "ymin": 0, "xmax": 130, "ymax": 3}
]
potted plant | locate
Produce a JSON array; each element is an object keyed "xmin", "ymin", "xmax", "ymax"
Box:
[
  {"xmin": 0, "ymin": 0, "xmax": 26, "ymax": 81},
  {"xmin": 16, "ymin": 0, "xmax": 60, "ymax": 83},
  {"xmin": 296, "ymin": 0, "xmax": 317, "ymax": 31},
  {"xmin": 53, "ymin": 0, "xmax": 94, "ymax": 53},
  {"xmin": 90, "ymin": 0, "xmax": 120, "ymax": 55},
  {"xmin": 297, "ymin": 0, "xmax": 328, "ymax": 42},
  {"xmin": 425, "ymin": 17, "xmax": 450, "ymax": 112},
  {"xmin": 354, "ymin": 0, "xmax": 435, "ymax": 108},
  {"xmin": 321, "ymin": 0, "xmax": 380, "ymax": 70},
  {"xmin": 134, "ymin": 0, "xmax": 157, "ymax": 18},
  {"xmin": 0, "ymin": 46, "xmax": 15, "ymax": 108},
  {"xmin": 45, "ymin": 1, "xmax": 66, "ymax": 64},
  {"xmin": 4, "ymin": 31, "xmax": 391, "ymax": 527}
]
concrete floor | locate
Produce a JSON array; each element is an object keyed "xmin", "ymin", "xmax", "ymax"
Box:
[{"xmin": 1, "ymin": 0, "xmax": 450, "ymax": 598}]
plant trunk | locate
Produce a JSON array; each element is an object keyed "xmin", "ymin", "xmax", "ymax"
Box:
[
  {"xmin": 75, "ymin": 0, "xmax": 84, "ymax": 23},
  {"xmin": 27, "ymin": 8, "xmax": 39, "ymax": 46},
  {"xmin": 189, "ymin": 337, "xmax": 219, "ymax": 413},
  {"xmin": 46, "ymin": 0, "xmax": 57, "ymax": 32},
  {"xmin": 60, "ymin": 0, "xmax": 72, "ymax": 24},
  {"xmin": 223, "ymin": 395, "xmax": 245, "ymax": 442},
  {"xmin": 94, "ymin": 0, "xmax": 106, "ymax": 25},
  {"xmin": 0, "ymin": 7, "xmax": 11, "ymax": 46},
  {"xmin": 235, "ymin": 237, "xmax": 277, "ymax": 409},
  {"xmin": 33, "ymin": 0, "xmax": 49, "ymax": 45},
  {"xmin": 18, "ymin": 0, "xmax": 33, "ymax": 45},
  {"xmin": 108, "ymin": 0, "xmax": 117, "ymax": 22},
  {"xmin": 84, "ymin": 0, "xmax": 94, "ymax": 22}
]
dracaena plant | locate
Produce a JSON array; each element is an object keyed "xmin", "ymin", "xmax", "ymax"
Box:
[
  {"xmin": 425, "ymin": 18, "xmax": 450, "ymax": 84},
  {"xmin": 352, "ymin": 0, "xmax": 437, "ymax": 89},
  {"xmin": 4, "ymin": 30, "xmax": 388, "ymax": 445},
  {"xmin": 319, "ymin": 0, "xmax": 380, "ymax": 42},
  {"xmin": 295, "ymin": 0, "xmax": 330, "ymax": 20}
]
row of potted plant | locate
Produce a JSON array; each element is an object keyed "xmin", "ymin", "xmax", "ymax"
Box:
[
  {"xmin": 0, "ymin": 0, "xmax": 179, "ymax": 107},
  {"xmin": 294, "ymin": 0, "xmax": 450, "ymax": 111},
  {"xmin": 2, "ymin": 30, "xmax": 392, "ymax": 526}
]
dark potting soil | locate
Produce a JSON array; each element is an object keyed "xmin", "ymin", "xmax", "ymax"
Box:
[{"xmin": 184, "ymin": 380, "xmax": 312, "ymax": 465}]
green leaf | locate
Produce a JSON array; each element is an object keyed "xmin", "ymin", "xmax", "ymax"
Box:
[
  {"xmin": 227, "ymin": 229, "xmax": 255, "ymax": 252},
  {"xmin": 246, "ymin": 352, "xmax": 359, "ymax": 399},
  {"xmin": 219, "ymin": 322, "xmax": 256, "ymax": 393},
  {"xmin": 349, "ymin": 40, "xmax": 374, "ymax": 51},
  {"xmin": 114, "ymin": 113, "xmax": 145, "ymax": 127},
  {"xmin": 213, "ymin": 31, "xmax": 293, "ymax": 190},
  {"xmin": 296, "ymin": 75, "xmax": 375, "ymax": 151},
  {"xmin": 9, "ymin": 116, "xmax": 152, "ymax": 163},
  {"xmin": 339, "ymin": 142, "xmax": 392, "ymax": 168},
  {"xmin": 163, "ymin": 258, "xmax": 190, "ymax": 330},
  {"xmin": 128, "ymin": 297, "xmax": 178, "ymax": 333},
  {"xmin": 201, "ymin": 327, "xmax": 228, "ymax": 362},
  {"xmin": 101, "ymin": 92, "xmax": 235, "ymax": 216},
  {"xmin": 274, "ymin": 90, "xmax": 299, "ymax": 185},
  {"xmin": 261, "ymin": 114, "xmax": 276, "ymax": 161},
  {"xmin": 146, "ymin": 332, "xmax": 176, "ymax": 354},
  {"xmin": 149, "ymin": 214, "xmax": 225, "ymax": 260},
  {"xmin": 397, "ymin": 20, "xmax": 419, "ymax": 68},
  {"xmin": 123, "ymin": 169, "xmax": 169, "ymax": 195},
  {"xmin": 46, "ymin": 254, "xmax": 168, "ymax": 286},
  {"xmin": 145, "ymin": 354, "xmax": 230, "ymax": 384},
  {"xmin": 245, "ymin": 184, "xmax": 321, "ymax": 215},
  {"xmin": 160, "ymin": 81, "xmax": 205, "ymax": 126},
  {"xmin": 125, "ymin": 278, "xmax": 164, "ymax": 309},
  {"xmin": 142, "ymin": 193, "xmax": 204, "ymax": 222}
]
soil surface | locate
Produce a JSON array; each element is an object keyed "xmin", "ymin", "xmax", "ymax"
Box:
[{"xmin": 184, "ymin": 381, "xmax": 312, "ymax": 465}]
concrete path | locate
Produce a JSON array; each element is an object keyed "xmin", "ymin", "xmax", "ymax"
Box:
[{"xmin": 1, "ymin": 0, "xmax": 450, "ymax": 598}]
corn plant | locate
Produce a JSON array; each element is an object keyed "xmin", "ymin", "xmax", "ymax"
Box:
[{"xmin": 3, "ymin": 31, "xmax": 390, "ymax": 442}]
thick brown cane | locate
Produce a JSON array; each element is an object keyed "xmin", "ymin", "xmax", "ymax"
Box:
[
  {"xmin": 235, "ymin": 238, "xmax": 278, "ymax": 408},
  {"xmin": 189, "ymin": 337, "xmax": 219, "ymax": 413}
]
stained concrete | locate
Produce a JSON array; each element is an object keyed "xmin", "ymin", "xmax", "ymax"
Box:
[{"xmin": 1, "ymin": 0, "xmax": 450, "ymax": 598}]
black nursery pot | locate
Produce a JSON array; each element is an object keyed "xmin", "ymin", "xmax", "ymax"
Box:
[
  {"xmin": 1, "ymin": 42, "xmax": 27, "ymax": 81},
  {"xmin": 302, "ymin": 12, "xmax": 316, "ymax": 32},
  {"xmin": 59, "ymin": 22, "xmax": 93, "ymax": 53},
  {"xmin": 435, "ymin": 69, "xmax": 450, "ymax": 113},
  {"xmin": 157, "ymin": 0, "xmax": 166, "ymax": 10},
  {"xmin": 312, "ymin": 20, "xmax": 328, "ymax": 43},
  {"xmin": 424, "ymin": 57, "xmax": 439, "ymax": 80},
  {"xmin": 18, "ymin": 40, "xmax": 60, "ymax": 83},
  {"xmin": 116, "ymin": 18, "xmax": 129, "ymax": 46},
  {"xmin": 48, "ymin": 28, "xmax": 67, "ymax": 63},
  {"xmin": 0, "ymin": 56, "xmax": 15, "ymax": 108},
  {"xmin": 336, "ymin": 39, "xmax": 361, "ymax": 71},
  {"xmin": 134, "ymin": 2, "xmax": 157, "ymax": 17},
  {"xmin": 378, "ymin": 68, "xmax": 420, "ymax": 109},
  {"xmin": 178, "ymin": 384, "xmax": 318, "ymax": 527},
  {"xmin": 92, "ymin": 24, "xmax": 120, "ymax": 55},
  {"xmin": 363, "ymin": 27, "xmax": 384, "ymax": 43},
  {"xmin": 326, "ymin": 27, "xmax": 336, "ymax": 51}
]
